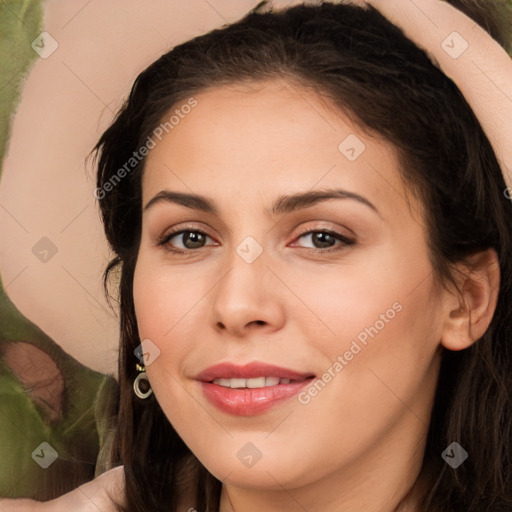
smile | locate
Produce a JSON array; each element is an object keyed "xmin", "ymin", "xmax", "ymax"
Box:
[
  {"xmin": 212, "ymin": 376, "xmax": 296, "ymax": 388},
  {"xmin": 196, "ymin": 362, "xmax": 315, "ymax": 416}
]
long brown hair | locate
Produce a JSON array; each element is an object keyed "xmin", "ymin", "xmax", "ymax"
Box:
[{"xmin": 93, "ymin": 1, "xmax": 512, "ymax": 510}]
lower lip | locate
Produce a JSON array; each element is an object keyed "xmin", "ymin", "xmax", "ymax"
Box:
[{"xmin": 200, "ymin": 379, "xmax": 312, "ymax": 416}]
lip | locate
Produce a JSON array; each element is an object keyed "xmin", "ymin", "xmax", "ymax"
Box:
[
  {"xmin": 195, "ymin": 362, "xmax": 315, "ymax": 416},
  {"xmin": 195, "ymin": 361, "xmax": 314, "ymax": 382}
]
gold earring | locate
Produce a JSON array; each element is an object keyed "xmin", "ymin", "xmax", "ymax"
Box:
[{"xmin": 133, "ymin": 363, "xmax": 153, "ymax": 399}]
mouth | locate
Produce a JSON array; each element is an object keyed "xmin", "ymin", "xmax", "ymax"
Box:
[
  {"xmin": 195, "ymin": 362, "xmax": 316, "ymax": 416},
  {"xmin": 211, "ymin": 376, "xmax": 304, "ymax": 388}
]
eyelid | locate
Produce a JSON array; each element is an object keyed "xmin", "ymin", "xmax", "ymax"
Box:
[
  {"xmin": 156, "ymin": 224, "xmax": 217, "ymax": 247},
  {"xmin": 294, "ymin": 223, "xmax": 355, "ymax": 240},
  {"xmin": 290, "ymin": 226, "xmax": 356, "ymax": 251}
]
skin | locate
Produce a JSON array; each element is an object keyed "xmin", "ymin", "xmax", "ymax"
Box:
[{"xmin": 131, "ymin": 78, "xmax": 499, "ymax": 512}]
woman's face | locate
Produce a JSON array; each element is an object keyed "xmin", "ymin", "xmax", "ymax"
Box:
[{"xmin": 133, "ymin": 79, "xmax": 446, "ymax": 493}]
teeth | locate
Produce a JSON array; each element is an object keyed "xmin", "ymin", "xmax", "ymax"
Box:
[
  {"xmin": 212, "ymin": 376, "xmax": 295, "ymax": 388},
  {"xmin": 230, "ymin": 378, "xmax": 246, "ymax": 389},
  {"xmin": 247, "ymin": 377, "xmax": 266, "ymax": 388}
]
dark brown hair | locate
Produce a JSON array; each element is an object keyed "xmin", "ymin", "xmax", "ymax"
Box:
[{"xmin": 94, "ymin": 1, "xmax": 512, "ymax": 510}]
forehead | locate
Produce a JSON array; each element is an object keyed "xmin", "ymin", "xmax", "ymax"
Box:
[{"xmin": 141, "ymin": 78, "xmax": 421, "ymax": 223}]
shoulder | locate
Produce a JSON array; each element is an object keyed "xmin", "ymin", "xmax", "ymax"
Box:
[{"xmin": 0, "ymin": 466, "xmax": 125, "ymax": 512}]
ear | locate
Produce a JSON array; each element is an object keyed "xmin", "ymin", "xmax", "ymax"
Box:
[{"xmin": 440, "ymin": 248, "xmax": 500, "ymax": 351}]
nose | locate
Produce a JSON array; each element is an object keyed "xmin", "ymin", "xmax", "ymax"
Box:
[{"xmin": 209, "ymin": 242, "xmax": 285, "ymax": 338}]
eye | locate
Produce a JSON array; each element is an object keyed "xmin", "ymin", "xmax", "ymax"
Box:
[
  {"xmin": 157, "ymin": 228, "xmax": 216, "ymax": 252},
  {"xmin": 291, "ymin": 229, "xmax": 355, "ymax": 252},
  {"xmin": 156, "ymin": 226, "xmax": 355, "ymax": 254}
]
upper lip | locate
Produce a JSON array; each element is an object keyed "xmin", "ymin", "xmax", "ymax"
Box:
[{"xmin": 195, "ymin": 362, "xmax": 316, "ymax": 382}]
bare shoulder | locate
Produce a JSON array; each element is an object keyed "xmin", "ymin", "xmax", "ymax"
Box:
[{"xmin": 0, "ymin": 466, "xmax": 125, "ymax": 512}]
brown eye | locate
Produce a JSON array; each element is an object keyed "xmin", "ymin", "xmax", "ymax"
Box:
[
  {"xmin": 158, "ymin": 229, "xmax": 214, "ymax": 252},
  {"xmin": 294, "ymin": 229, "xmax": 355, "ymax": 251}
]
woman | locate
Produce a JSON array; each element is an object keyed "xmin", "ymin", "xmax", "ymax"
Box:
[{"xmin": 3, "ymin": 0, "xmax": 511, "ymax": 510}]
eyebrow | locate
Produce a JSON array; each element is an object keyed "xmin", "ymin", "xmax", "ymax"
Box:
[{"xmin": 143, "ymin": 188, "xmax": 379, "ymax": 217}]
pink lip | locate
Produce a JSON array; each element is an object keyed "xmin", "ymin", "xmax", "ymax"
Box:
[
  {"xmin": 195, "ymin": 362, "xmax": 315, "ymax": 416},
  {"xmin": 195, "ymin": 361, "xmax": 314, "ymax": 382}
]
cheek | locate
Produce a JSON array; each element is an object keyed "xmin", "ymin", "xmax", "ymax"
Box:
[
  {"xmin": 285, "ymin": 278, "xmax": 441, "ymax": 476},
  {"xmin": 284, "ymin": 241, "xmax": 437, "ymax": 353},
  {"xmin": 287, "ymin": 246, "xmax": 441, "ymax": 417},
  {"xmin": 132, "ymin": 261, "xmax": 203, "ymax": 421},
  {"xmin": 132, "ymin": 254, "xmax": 209, "ymax": 349},
  {"xmin": 132, "ymin": 254, "xmax": 221, "ymax": 409},
  {"xmin": 301, "ymin": 271, "xmax": 441, "ymax": 429}
]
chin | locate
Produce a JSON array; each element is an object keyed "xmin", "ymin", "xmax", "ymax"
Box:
[{"xmin": 190, "ymin": 437, "xmax": 333, "ymax": 491}]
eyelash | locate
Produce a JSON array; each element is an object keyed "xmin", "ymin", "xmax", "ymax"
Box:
[{"xmin": 156, "ymin": 225, "xmax": 355, "ymax": 255}]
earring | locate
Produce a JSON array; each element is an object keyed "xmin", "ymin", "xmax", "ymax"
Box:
[{"xmin": 133, "ymin": 363, "xmax": 153, "ymax": 399}]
